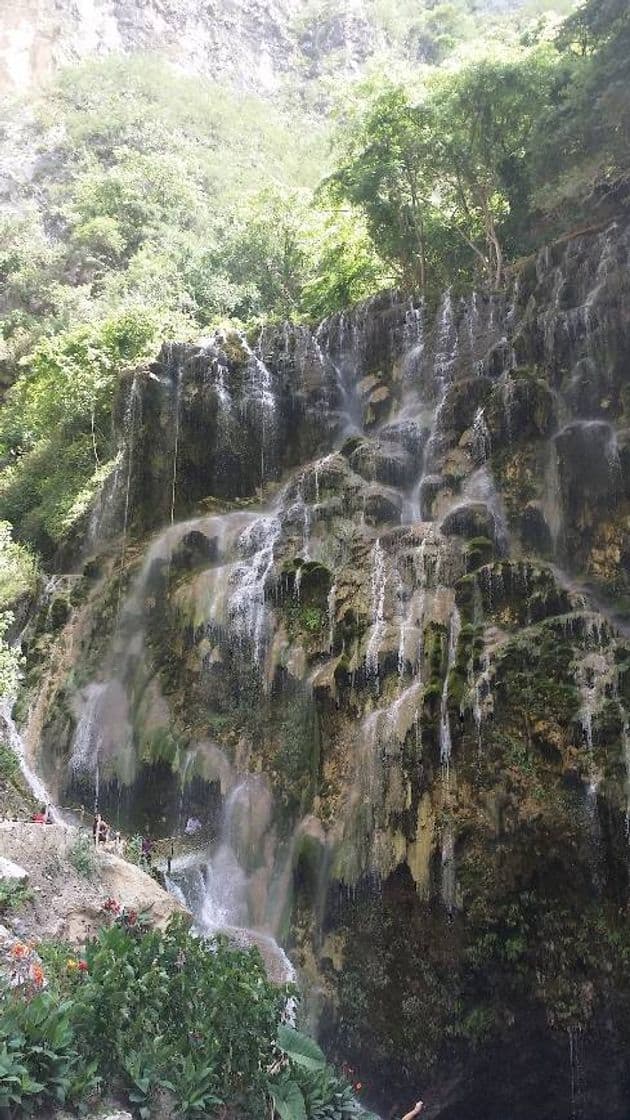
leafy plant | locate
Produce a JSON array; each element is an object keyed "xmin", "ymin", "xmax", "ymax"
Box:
[
  {"xmin": 271, "ymin": 1027, "xmax": 377, "ymax": 1120},
  {"xmin": 67, "ymin": 833, "xmax": 97, "ymax": 880},
  {"xmin": 0, "ymin": 880, "xmax": 32, "ymax": 915},
  {"xmin": 0, "ymin": 915, "xmax": 373, "ymax": 1119},
  {"xmin": 0, "ymin": 741, "xmax": 19, "ymax": 781}
]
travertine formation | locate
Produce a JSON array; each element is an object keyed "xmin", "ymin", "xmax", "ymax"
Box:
[{"xmin": 11, "ymin": 218, "xmax": 630, "ymax": 1118}]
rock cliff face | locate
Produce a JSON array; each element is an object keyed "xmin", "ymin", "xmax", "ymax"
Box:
[
  {"xmin": 0, "ymin": 0, "xmax": 533, "ymax": 97},
  {"xmin": 0, "ymin": 0, "xmax": 382, "ymax": 95},
  {"xmin": 14, "ymin": 216, "xmax": 630, "ymax": 1118}
]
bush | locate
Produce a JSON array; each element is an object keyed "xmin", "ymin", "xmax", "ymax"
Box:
[
  {"xmin": 0, "ymin": 915, "xmax": 374, "ymax": 1119},
  {"xmin": 67, "ymin": 833, "xmax": 97, "ymax": 880},
  {"xmin": 0, "ymin": 880, "xmax": 32, "ymax": 914},
  {"xmin": 0, "ymin": 522, "xmax": 38, "ymax": 611},
  {"xmin": 0, "ymin": 741, "xmax": 19, "ymax": 780}
]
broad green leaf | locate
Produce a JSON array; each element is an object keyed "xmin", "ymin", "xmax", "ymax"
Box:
[
  {"xmin": 272, "ymin": 1077, "xmax": 307, "ymax": 1120},
  {"xmin": 277, "ymin": 1025, "xmax": 326, "ymax": 1071}
]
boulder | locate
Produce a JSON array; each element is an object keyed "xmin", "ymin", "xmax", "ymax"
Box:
[
  {"xmin": 348, "ymin": 438, "xmax": 415, "ymax": 488},
  {"xmin": 0, "ymin": 856, "xmax": 28, "ymax": 883},
  {"xmin": 363, "ymin": 486, "xmax": 403, "ymax": 526},
  {"xmin": 442, "ymin": 502, "xmax": 497, "ymax": 542}
]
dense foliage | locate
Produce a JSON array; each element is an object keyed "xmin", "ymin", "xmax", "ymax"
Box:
[
  {"xmin": 0, "ymin": 914, "xmax": 374, "ymax": 1119},
  {"xmin": 0, "ymin": 522, "xmax": 38, "ymax": 695},
  {"xmin": 327, "ymin": 0, "xmax": 630, "ymax": 292},
  {"xmin": 2, "ymin": 0, "xmax": 627, "ymax": 558}
]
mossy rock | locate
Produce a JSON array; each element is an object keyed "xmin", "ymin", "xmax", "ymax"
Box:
[
  {"xmin": 442, "ymin": 503, "xmax": 497, "ymax": 543},
  {"xmin": 49, "ymin": 595, "xmax": 71, "ymax": 631},
  {"xmin": 465, "ymin": 537, "xmax": 495, "ymax": 572}
]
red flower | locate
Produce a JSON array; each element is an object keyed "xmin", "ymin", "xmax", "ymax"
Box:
[
  {"xmin": 77, "ymin": 960, "xmax": 89, "ymax": 973},
  {"xmin": 355, "ymin": 1083, "xmax": 363, "ymax": 1092},
  {"xmin": 31, "ymin": 964, "xmax": 45, "ymax": 986}
]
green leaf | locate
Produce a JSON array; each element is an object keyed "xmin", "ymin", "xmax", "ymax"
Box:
[
  {"xmin": 272, "ymin": 1077, "xmax": 307, "ymax": 1120},
  {"xmin": 277, "ymin": 1026, "xmax": 326, "ymax": 1071}
]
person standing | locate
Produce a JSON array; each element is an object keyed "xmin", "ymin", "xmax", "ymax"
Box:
[{"xmin": 141, "ymin": 836, "xmax": 153, "ymax": 866}]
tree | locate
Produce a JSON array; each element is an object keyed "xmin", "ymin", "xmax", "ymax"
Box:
[
  {"xmin": 299, "ymin": 208, "xmax": 390, "ymax": 320},
  {"xmin": 327, "ymin": 86, "xmax": 445, "ymax": 292},
  {"xmin": 429, "ymin": 55, "xmax": 555, "ymax": 287},
  {"xmin": 326, "ymin": 55, "xmax": 556, "ymax": 292}
]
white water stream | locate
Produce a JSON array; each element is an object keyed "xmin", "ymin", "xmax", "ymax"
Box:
[
  {"xmin": 164, "ymin": 777, "xmax": 296, "ymax": 987},
  {"xmin": 1, "ymin": 697, "xmax": 64, "ymax": 823}
]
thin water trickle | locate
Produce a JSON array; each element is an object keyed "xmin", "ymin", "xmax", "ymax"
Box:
[
  {"xmin": 439, "ymin": 606, "xmax": 461, "ymax": 777},
  {"xmin": 170, "ymin": 362, "xmax": 184, "ymax": 525},
  {"xmin": 440, "ymin": 822, "xmax": 456, "ymax": 914},
  {"xmin": 472, "ymin": 406, "xmax": 491, "ymax": 463},
  {"xmin": 327, "ymin": 582, "xmax": 337, "ymax": 652},
  {"xmin": 365, "ymin": 539, "xmax": 387, "ymax": 683}
]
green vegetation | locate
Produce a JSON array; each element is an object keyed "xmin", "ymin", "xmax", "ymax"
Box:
[
  {"xmin": 67, "ymin": 833, "xmax": 98, "ymax": 880},
  {"xmin": 0, "ymin": 914, "xmax": 374, "ymax": 1119},
  {"xmin": 0, "ymin": 613, "xmax": 21, "ymax": 698},
  {"xmin": 0, "ymin": 742, "xmax": 19, "ymax": 780},
  {"xmin": 0, "ymin": 522, "xmax": 38, "ymax": 694},
  {"xmin": 0, "ymin": 880, "xmax": 32, "ymax": 915},
  {"xmin": 0, "ymin": 523, "xmax": 38, "ymax": 611},
  {"xmin": 2, "ymin": 0, "xmax": 625, "ymax": 558},
  {"xmin": 327, "ymin": 0, "xmax": 630, "ymax": 292},
  {"xmin": 0, "ymin": 309, "xmax": 166, "ymax": 556}
]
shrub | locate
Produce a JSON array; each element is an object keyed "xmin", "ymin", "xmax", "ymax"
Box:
[
  {"xmin": 67, "ymin": 833, "xmax": 97, "ymax": 880},
  {"xmin": 0, "ymin": 880, "xmax": 32, "ymax": 914},
  {"xmin": 0, "ymin": 742, "xmax": 19, "ymax": 780}
]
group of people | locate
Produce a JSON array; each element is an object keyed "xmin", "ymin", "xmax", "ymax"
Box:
[{"xmin": 91, "ymin": 813, "xmax": 154, "ymax": 866}]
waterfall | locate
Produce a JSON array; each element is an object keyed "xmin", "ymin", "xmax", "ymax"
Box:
[
  {"xmin": 239, "ymin": 334, "xmax": 277, "ymax": 490},
  {"xmin": 165, "ymin": 776, "xmax": 296, "ymax": 986},
  {"xmin": 434, "ymin": 288, "xmax": 457, "ymax": 381},
  {"xmin": 327, "ymin": 582, "xmax": 336, "ymax": 652},
  {"xmin": 229, "ymin": 513, "xmax": 281, "ymax": 663},
  {"xmin": 313, "ymin": 324, "xmax": 356, "ymax": 436},
  {"xmin": 439, "ymin": 606, "xmax": 461, "ymax": 776},
  {"xmin": 170, "ymin": 361, "xmax": 184, "ymax": 525},
  {"xmin": 568, "ymin": 1027, "xmax": 584, "ymax": 1120},
  {"xmin": 471, "ymin": 406, "xmax": 491, "ymax": 463},
  {"xmin": 440, "ymin": 821, "xmax": 456, "ymax": 914},
  {"xmin": 121, "ymin": 373, "xmax": 141, "ymax": 545},
  {"xmin": 622, "ymin": 722, "xmax": 630, "ymax": 844},
  {"xmin": 0, "ymin": 698, "xmax": 63, "ymax": 823},
  {"xmin": 365, "ymin": 539, "xmax": 387, "ymax": 682}
]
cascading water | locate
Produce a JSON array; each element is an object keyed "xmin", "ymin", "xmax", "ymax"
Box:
[
  {"xmin": 165, "ymin": 776, "xmax": 296, "ymax": 986},
  {"xmin": 170, "ymin": 360, "xmax": 184, "ymax": 525},
  {"xmin": 439, "ymin": 606, "xmax": 461, "ymax": 776},
  {"xmin": 240, "ymin": 333, "xmax": 277, "ymax": 490},
  {"xmin": 1, "ymin": 698, "xmax": 63, "ymax": 823},
  {"xmin": 229, "ymin": 512, "xmax": 281, "ymax": 664},
  {"xmin": 365, "ymin": 538, "xmax": 387, "ymax": 683}
]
